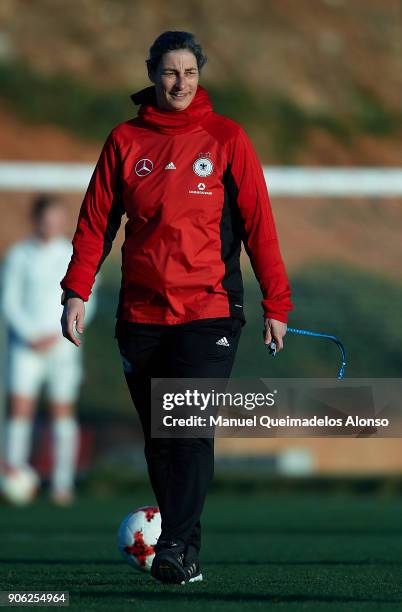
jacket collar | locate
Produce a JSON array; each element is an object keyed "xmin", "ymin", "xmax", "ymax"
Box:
[{"xmin": 131, "ymin": 85, "xmax": 213, "ymax": 133}]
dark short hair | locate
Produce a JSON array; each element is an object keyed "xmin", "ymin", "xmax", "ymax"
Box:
[
  {"xmin": 31, "ymin": 194, "xmax": 62, "ymax": 222},
  {"xmin": 147, "ymin": 31, "xmax": 207, "ymax": 73}
]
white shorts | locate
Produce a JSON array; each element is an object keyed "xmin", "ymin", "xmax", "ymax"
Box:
[{"xmin": 7, "ymin": 336, "xmax": 83, "ymax": 403}]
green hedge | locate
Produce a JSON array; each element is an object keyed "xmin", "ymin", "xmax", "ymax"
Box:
[{"xmin": 1, "ymin": 60, "xmax": 399, "ymax": 162}]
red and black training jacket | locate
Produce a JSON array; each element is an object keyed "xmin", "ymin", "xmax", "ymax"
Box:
[{"xmin": 61, "ymin": 85, "xmax": 292, "ymax": 324}]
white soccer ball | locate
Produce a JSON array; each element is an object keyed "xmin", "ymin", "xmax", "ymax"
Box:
[
  {"xmin": 118, "ymin": 506, "xmax": 161, "ymax": 572},
  {"xmin": 1, "ymin": 465, "xmax": 40, "ymax": 505}
]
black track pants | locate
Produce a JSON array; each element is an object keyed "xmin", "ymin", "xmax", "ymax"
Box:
[{"xmin": 115, "ymin": 316, "xmax": 242, "ymax": 554}]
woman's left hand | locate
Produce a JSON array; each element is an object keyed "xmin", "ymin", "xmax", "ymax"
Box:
[{"xmin": 263, "ymin": 318, "xmax": 287, "ymax": 352}]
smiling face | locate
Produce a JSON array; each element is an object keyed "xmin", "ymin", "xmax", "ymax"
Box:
[{"xmin": 149, "ymin": 49, "xmax": 199, "ymax": 111}]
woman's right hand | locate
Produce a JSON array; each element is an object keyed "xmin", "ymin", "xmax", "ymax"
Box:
[{"xmin": 61, "ymin": 297, "xmax": 85, "ymax": 347}]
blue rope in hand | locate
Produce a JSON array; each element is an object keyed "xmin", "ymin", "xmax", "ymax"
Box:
[{"xmin": 268, "ymin": 327, "xmax": 347, "ymax": 379}]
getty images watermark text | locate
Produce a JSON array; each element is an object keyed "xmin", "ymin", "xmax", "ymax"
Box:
[{"xmin": 151, "ymin": 378, "xmax": 402, "ymax": 438}]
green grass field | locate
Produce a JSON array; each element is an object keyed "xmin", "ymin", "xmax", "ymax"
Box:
[{"xmin": 1, "ymin": 491, "xmax": 402, "ymax": 611}]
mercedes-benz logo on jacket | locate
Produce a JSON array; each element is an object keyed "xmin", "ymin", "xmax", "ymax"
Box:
[{"xmin": 135, "ymin": 158, "xmax": 154, "ymax": 176}]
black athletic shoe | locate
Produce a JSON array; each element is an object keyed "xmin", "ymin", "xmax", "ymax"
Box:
[
  {"xmin": 183, "ymin": 558, "xmax": 203, "ymax": 583},
  {"xmin": 151, "ymin": 543, "xmax": 186, "ymax": 584}
]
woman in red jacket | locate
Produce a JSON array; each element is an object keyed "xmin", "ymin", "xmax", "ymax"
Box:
[{"xmin": 61, "ymin": 31, "xmax": 292, "ymax": 584}]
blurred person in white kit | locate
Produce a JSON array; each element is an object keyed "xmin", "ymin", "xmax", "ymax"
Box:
[{"xmin": 1, "ymin": 194, "xmax": 97, "ymax": 505}]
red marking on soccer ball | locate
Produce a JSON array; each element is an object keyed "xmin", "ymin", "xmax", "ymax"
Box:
[
  {"xmin": 124, "ymin": 530, "xmax": 154, "ymax": 567},
  {"xmin": 144, "ymin": 506, "xmax": 159, "ymax": 522}
]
